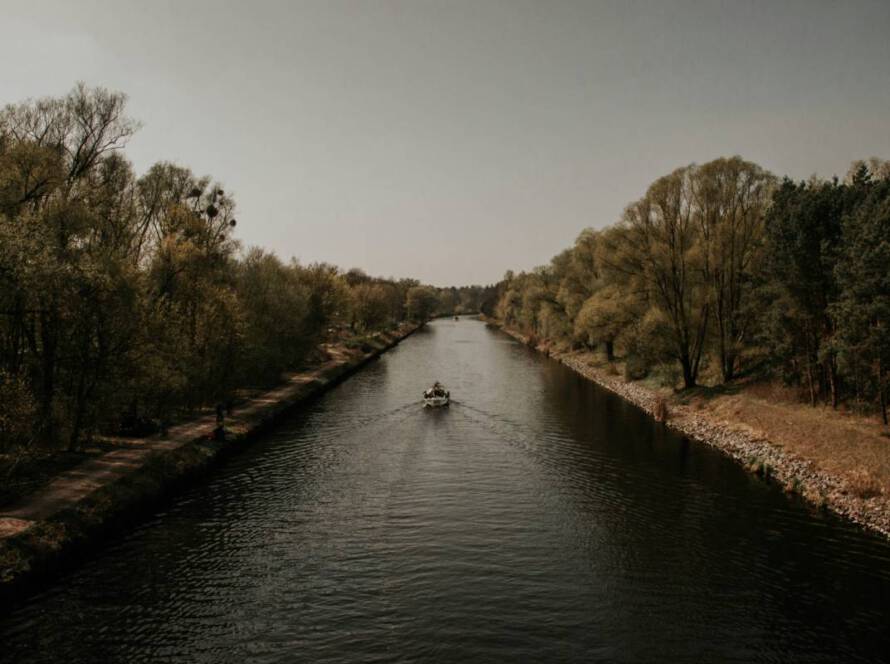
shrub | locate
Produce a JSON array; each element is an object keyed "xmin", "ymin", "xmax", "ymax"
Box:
[
  {"xmin": 0, "ymin": 373, "xmax": 37, "ymax": 452},
  {"xmin": 847, "ymin": 470, "xmax": 883, "ymax": 499},
  {"xmin": 624, "ymin": 355, "xmax": 649, "ymax": 380},
  {"xmin": 652, "ymin": 362, "xmax": 682, "ymax": 390}
]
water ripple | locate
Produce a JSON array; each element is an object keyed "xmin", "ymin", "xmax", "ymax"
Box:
[{"xmin": 2, "ymin": 319, "xmax": 889, "ymax": 663}]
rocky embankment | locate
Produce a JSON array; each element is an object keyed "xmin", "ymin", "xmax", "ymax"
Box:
[{"xmin": 492, "ymin": 321, "xmax": 890, "ymax": 540}]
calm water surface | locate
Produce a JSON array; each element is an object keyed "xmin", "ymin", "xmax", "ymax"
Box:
[{"xmin": 2, "ymin": 319, "xmax": 890, "ymax": 662}]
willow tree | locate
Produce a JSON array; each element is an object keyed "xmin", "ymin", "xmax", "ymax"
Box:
[
  {"xmin": 555, "ymin": 229, "xmax": 600, "ymax": 333},
  {"xmin": 691, "ymin": 157, "xmax": 774, "ymax": 381},
  {"xmin": 622, "ymin": 167, "xmax": 709, "ymax": 388},
  {"xmin": 574, "ymin": 284, "xmax": 640, "ymax": 360}
]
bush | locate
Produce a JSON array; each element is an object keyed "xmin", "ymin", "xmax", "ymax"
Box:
[
  {"xmin": 651, "ymin": 362, "xmax": 682, "ymax": 390},
  {"xmin": 0, "ymin": 373, "xmax": 37, "ymax": 452},
  {"xmin": 624, "ymin": 355, "xmax": 649, "ymax": 381},
  {"xmin": 847, "ymin": 470, "xmax": 883, "ymax": 499}
]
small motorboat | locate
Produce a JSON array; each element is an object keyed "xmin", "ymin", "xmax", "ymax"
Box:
[{"xmin": 423, "ymin": 381, "xmax": 450, "ymax": 407}]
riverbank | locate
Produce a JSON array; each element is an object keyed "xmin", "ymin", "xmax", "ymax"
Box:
[
  {"xmin": 487, "ymin": 319, "xmax": 890, "ymax": 540},
  {"xmin": 0, "ymin": 323, "xmax": 419, "ymax": 604}
]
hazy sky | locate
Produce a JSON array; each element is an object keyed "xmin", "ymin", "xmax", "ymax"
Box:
[{"xmin": 2, "ymin": 1, "xmax": 889, "ymax": 285}]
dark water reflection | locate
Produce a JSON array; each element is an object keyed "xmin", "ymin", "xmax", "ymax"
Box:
[{"xmin": 2, "ymin": 319, "xmax": 889, "ymax": 662}]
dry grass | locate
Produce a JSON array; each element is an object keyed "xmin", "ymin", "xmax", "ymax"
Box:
[
  {"xmin": 689, "ymin": 380, "xmax": 890, "ymax": 497},
  {"xmin": 744, "ymin": 380, "xmax": 808, "ymax": 405},
  {"xmin": 847, "ymin": 470, "xmax": 884, "ymax": 499}
]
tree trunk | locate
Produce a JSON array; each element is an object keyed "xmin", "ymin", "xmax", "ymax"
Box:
[
  {"xmin": 827, "ymin": 358, "xmax": 839, "ymax": 409},
  {"xmin": 69, "ymin": 358, "xmax": 90, "ymax": 452},
  {"xmin": 681, "ymin": 354, "xmax": 696, "ymax": 389},
  {"xmin": 38, "ymin": 311, "xmax": 58, "ymax": 444},
  {"xmin": 804, "ymin": 354, "xmax": 817, "ymax": 406},
  {"xmin": 878, "ymin": 358, "xmax": 888, "ymax": 426},
  {"xmin": 605, "ymin": 339, "xmax": 614, "ymax": 362},
  {"xmin": 722, "ymin": 352, "xmax": 736, "ymax": 382},
  {"xmin": 718, "ymin": 321, "xmax": 731, "ymax": 382}
]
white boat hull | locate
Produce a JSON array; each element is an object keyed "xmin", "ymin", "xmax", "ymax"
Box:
[{"xmin": 424, "ymin": 395, "xmax": 450, "ymax": 408}]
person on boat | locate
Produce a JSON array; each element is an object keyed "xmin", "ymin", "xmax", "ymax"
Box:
[{"xmin": 425, "ymin": 381, "xmax": 448, "ymax": 399}]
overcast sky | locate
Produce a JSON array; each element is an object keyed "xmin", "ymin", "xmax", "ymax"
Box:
[{"xmin": 2, "ymin": 1, "xmax": 889, "ymax": 285}]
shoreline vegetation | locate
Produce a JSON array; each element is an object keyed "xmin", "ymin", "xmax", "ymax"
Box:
[
  {"xmin": 0, "ymin": 323, "xmax": 418, "ymax": 605},
  {"xmin": 487, "ymin": 318, "xmax": 890, "ymax": 539},
  {"xmin": 0, "ymin": 85, "xmax": 465, "ymax": 508},
  {"xmin": 478, "ymin": 154, "xmax": 890, "ymax": 540},
  {"xmin": 0, "ymin": 84, "xmax": 477, "ymax": 603}
]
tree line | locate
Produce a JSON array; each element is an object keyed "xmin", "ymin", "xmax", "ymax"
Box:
[
  {"xmin": 0, "ymin": 85, "xmax": 441, "ymax": 453},
  {"xmin": 490, "ymin": 156, "xmax": 890, "ymax": 424},
  {"xmin": 430, "ymin": 284, "xmax": 499, "ymax": 318},
  {"xmin": 4, "ymin": 85, "xmax": 886, "ymax": 456}
]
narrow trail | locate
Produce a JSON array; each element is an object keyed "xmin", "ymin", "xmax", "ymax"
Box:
[{"xmin": 0, "ymin": 330, "xmax": 417, "ymax": 542}]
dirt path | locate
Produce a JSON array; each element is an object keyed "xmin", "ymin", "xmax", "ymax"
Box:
[{"xmin": 0, "ymin": 336, "xmax": 405, "ymax": 544}]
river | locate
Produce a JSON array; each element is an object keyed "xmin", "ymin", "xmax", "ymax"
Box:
[{"xmin": 2, "ymin": 318, "xmax": 889, "ymax": 662}]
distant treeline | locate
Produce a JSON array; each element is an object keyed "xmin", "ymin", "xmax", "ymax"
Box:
[
  {"xmin": 429, "ymin": 284, "xmax": 499, "ymax": 318},
  {"xmin": 489, "ymin": 156, "xmax": 890, "ymax": 423},
  {"xmin": 0, "ymin": 85, "xmax": 446, "ymax": 452}
]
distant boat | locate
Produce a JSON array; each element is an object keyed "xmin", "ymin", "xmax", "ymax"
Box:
[
  {"xmin": 454, "ymin": 315, "xmax": 459, "ymax": 321},
  {"xmin": 423, "ymin": 381, "xmax": 450, "ymax": 408}
]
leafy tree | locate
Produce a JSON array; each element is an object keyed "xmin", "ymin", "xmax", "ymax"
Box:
[
  {"xmin": 352, "ymin": 282, "xmax": 392, "ymax": 331},
  {"xmin": 0, "ymin": 84, "xmax": 422, "ymax": 455},
  {"xmin": 691, "ymin": 157, "xmax": 774, "ymax": 380},
  {"xmin": 833, "ymin": 177, "xmax": 890, "ymax": 423},
  {"xmin": 574, "ymin": 284, "xmax": 639, "ymax": 360},
  {"xmin": 406, "ymin": 286, "xmax": 438, "ymax": 322},
  {"xmin": 620, "ymin": 168, "xmax": 710, "ymax": 388},
  {"xmin": 237, "ymin": 249, "xmax": 313, "ymax": 383},
  {"xmin": 0, "ymin": 83, "xmax": 139, "ymax": 446},
  {"xmin": 761, "ymin": 176, "xmax": 858, "ymax": 406}
]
